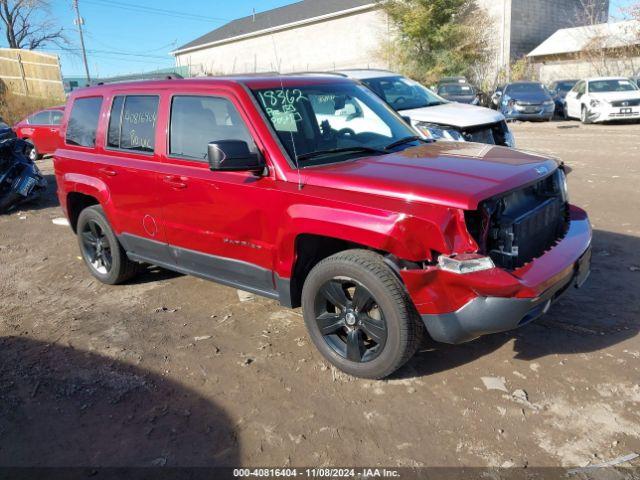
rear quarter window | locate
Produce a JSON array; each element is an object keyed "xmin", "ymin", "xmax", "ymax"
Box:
[
  {"xmin": 66, "ymin": 97, "xmax": 103, "ymax": 147},
  {"xmin": 107, "ymin": 95, "xmax": 158, "ymax": 153}
]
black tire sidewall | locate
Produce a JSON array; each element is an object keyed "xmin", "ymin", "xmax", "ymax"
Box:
[
  {"xmin": 302, "ymin": 254, "xmax": 412, "ymax": 379},
  {"xmin": 76, "ymin": 206, "xmax": 126, "ymax": 285}
]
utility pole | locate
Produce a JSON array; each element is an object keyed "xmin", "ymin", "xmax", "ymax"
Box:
[{"xmin": 72, "ymin": 0, "xmax": 91, "ymax": 83}]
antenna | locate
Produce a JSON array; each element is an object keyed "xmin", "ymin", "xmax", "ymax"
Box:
[{"xmin": 266, "ymin": 14, "xmax": 303, "ymax": 190}]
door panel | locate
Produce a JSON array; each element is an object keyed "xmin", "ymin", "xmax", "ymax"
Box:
[
  {"xmin": 97, "ymin": 94, "xmax": 169, "ymax": 261},
  {"xmin": 159, "ymin": 94, "xmax": 279, "ymax": 294}
]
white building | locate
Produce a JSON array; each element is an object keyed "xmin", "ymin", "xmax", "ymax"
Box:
[
  {"xmin": 528, "ymin": 20, "xmax": 640, "ymax": 83},
  {"xmin": 172, "ymin": 1, "xmax": 388, "ymax": 75},
  {"xmin": 171, "ymin": 0, "xmax": 609, "ymax": 77}
]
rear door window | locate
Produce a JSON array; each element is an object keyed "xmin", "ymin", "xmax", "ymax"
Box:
[
  {"xmin": 107, "ymin": 95, "xmax": 158, "ymax": 153},
  {"xmin": 29, "ymin": 111, "xmax": 51, "ymax": 125},
  {"xmin": 169, "ymin": 95, "xmax": 255, "ymax": 161},
  {"xmin": 66, "ymin": 97, "xmax": 103, "ymax": 147}
]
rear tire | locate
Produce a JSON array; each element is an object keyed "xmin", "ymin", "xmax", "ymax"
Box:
[
  {"xmin": 301, "ymin": 249, "xmax": 423, "ymax": 379},
  {"xmin": 76, "ymin": 205, "xmax": 141, "ymax": 284}
]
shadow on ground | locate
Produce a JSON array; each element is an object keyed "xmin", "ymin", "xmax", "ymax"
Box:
[
  {"xmin": 395, "ymin": 229, "xmax": 640, "ymax": 379},
  {"xmin": 0, "ymin": 337, "xmax": 238, "ymax": 467}
]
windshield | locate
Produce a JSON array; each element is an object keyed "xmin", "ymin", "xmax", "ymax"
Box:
[
  {"xmin": 589, "ymin": 79, "xmax": 638, "ymax": 93},
  {"xmin": 252, "ymin": 82, "xmax": 420, "ymax": 166},
  {"xmin": 505, "ymin": 83, "xmax": 547, "ymax": 95},
  {"xmin": 555, "ymin": 81, "xmax": 577, "ymax": 93},
  {"xmin": 360, "ymin": 76, "xmax": 447, "ymax": 111},
  {"xmin": 438, "ymin": 84, "xmax": 475, "ymax": 96}
]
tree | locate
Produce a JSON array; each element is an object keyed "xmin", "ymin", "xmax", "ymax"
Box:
[
  {"xmin": 377, "ymin": 0, "xmax": 493, "ymax": 84},
  {"xmin": 0, "ymin": 0, "xmax": 66, "ymax": 50}
]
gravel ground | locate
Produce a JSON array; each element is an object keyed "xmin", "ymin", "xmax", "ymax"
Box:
[{"xmin": 0, "ymin": 120, "xmax": 639, "ymax": 470}]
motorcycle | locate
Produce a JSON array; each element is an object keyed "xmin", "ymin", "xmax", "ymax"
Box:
[{"xmin": 0, "ymin": 138, "xmax": 47, "ymax": 214}]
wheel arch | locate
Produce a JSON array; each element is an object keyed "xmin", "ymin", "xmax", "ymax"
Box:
[
  {"xmin": 62, "ymin": 174, "xmax": 114, "ymax": 233},
  {"xmin": 67, "ymin": 192, "xmax": 100, "ymax": 232}
]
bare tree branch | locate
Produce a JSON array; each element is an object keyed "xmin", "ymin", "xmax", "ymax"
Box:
[{"xmin": 0, "ymin": 0, "xmax": 66, "ymax": 49}]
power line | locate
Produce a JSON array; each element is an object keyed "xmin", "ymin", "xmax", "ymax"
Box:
[
  {"xmin": 54, "ymin": 47, "xmax": 170, "ymax": 60},
  {"xmin": 81, "ymin": 0, "xmax": 230, "ymax": 24},
  {"xmin": 83, "ymin": 31, "xmax": 177, "ymax": 55}
]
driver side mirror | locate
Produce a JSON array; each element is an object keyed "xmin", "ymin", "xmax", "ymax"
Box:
[{"xmin": 207, "ymin": 140, "xmax": 266, "ymax": 175}]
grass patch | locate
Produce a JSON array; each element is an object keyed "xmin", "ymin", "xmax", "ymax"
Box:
[{"xmin": 0, "ymin": 90, "xmax": 65, "ymax": 125}]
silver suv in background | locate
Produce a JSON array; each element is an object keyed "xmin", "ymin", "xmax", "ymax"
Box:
[{"xmin": 338, "ymin": 69, "xmax": 515, "ymax": 148}]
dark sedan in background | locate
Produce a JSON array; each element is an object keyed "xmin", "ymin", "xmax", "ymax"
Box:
[
  {"xmin": 548, "ymin": 79, "xmax": 578, "ymax": 117},
  {"xmin": 497, "ymin": 81, "xmax": 555, "ymax": 121},
  {"xmin": 436, "ymin": 82, "xmax": 479, "ymax": 104}
]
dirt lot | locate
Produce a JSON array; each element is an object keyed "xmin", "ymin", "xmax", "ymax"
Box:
[{"xmin": 1, "ymin": 120, "xmax": 639, "ymax": 470}]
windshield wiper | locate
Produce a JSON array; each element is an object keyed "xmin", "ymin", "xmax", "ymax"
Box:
[
  {"xmin": 384, "ymin": 136, "xmax": 429, "ymax": 151},
  {"xmin": 296, "ymin": 146, "xmax": 386, "ymax": 162}
]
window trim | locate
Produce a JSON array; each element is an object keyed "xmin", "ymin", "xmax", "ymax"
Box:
[
  {"xmin": 64, "ymin": 96, "xmax": 104, "ymax": 149},
  {"xmin": 104, "ymin": 94, "xmax": 160, "ymax": 156},
  {"xmin": 49, "ymin": 110, "xmax": 64, "ymax": 126},
  {"xmin": 166, "ymin": 93, "xmax": 256, "ymax": 164}
]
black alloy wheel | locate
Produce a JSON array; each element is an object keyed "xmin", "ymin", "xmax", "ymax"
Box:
[
  {"xmin": 80, "ymin": 219, "xmax": 112, "ymax": 275},
  {"xmin": 302, "ymin": 249, "xmax": 423, "ymax": 379},
  {"xmin": 314, "ymin": 277, "xmax": 388, "ymax": 363},
  {"xmin": 76, "ymin": 205, "xmax": 142, "ymax": 284}
]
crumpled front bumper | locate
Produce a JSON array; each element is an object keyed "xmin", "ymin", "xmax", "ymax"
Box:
[
  {"xmin": 403, "ymin": 206, "xmax": 592, "ymax": 344},
  {"xmin": 422, "ymin": 246, "xmax": 591, "ymax": 344}
]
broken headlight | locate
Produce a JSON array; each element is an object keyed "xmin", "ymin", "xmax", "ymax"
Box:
[
  {"xmin": 414, "ymin": 122, "xmax": 465, "ymax": 142},
  {"xmin": 438, "ymin": 253, "xmax": 495, "ymax": 274}
]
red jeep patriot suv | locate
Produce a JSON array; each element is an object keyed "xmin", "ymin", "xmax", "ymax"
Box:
[{"xmin": 54, "ymin": 76, "xmax": 592, "ymax": 379}]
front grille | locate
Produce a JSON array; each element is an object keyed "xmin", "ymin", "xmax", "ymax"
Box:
[
  {"xmin": 611, "ymin": 99, "xmax": 640, "ymax": 107},
  {"xmin": 465, "ymin": 170, "xmax": 569, "ymax": 270}
]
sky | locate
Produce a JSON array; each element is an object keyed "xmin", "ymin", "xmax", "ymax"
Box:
[{"xmin": 8, "ymin": 0, "xmax": 640, "ymax": 79}]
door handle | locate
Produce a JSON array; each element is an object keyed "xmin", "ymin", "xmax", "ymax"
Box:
[
  {"xmin": 163, "ymin": 175, "xmax": 187, "ymax": 190},
  {"xmin": 99, "ymin": 167, "xmax": 117, "ymax": 177}
]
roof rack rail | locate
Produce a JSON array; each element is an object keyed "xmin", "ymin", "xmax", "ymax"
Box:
[
  {"xmin": 205, "ymin": 71, "xmax": 280, "ymax": 78},
  {"xmin": 285, "ymin": 71, "xmax": 349, "ymax": 77}
]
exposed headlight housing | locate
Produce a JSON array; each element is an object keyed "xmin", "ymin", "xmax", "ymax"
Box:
[
  {"xmin": 438, "ymin": 253, "xmax": 495, "ymax": 274},
  {"xmin": 414, "ymin": 122, "xmax": 466, "ymax": 142},
  {"xmin": 557, "ymin": 167, "xmax": 569, "ymax": 203},
  {"xmin": 590, "ymin": 99, "xmax": 601, "ymax": 108}
]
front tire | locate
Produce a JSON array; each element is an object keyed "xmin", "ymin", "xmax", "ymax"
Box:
[
  {"xmin": 77, "ymin": 205, "xmax": 141, "ymax": 285},
  {"xmin": 301, "ymin": 250, "xmax": 423, "ymax": 379}
]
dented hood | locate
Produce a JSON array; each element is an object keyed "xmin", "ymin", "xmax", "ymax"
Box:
[
  {"xmin": 303, "ymin": 142, "xmax": 559, "ymax": 211},
  {"xmin": 399, "ymin": 102, "xmax": 504, "ymax": 129}
]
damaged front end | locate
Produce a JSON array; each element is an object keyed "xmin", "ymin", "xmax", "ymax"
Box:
[
  {"xmin": 0, "ymin": 138, "xmax": 47, "ymax": 214},
  {"xmin": 464, "ymin": 167, "xmax": 570, "ymax": 270},
  {"xmin": 401, "ymin": 164, "xmax": 591, "ymax": 345}
]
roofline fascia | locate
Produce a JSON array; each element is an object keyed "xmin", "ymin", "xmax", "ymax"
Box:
[{"xmin": 170, "ymin": 3, "xmax": 378, "ymax": 56}]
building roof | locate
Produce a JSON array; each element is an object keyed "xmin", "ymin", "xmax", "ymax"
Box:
[
  {"xmin": 172, "ymin": 0, "xmax": 375, "ymax": 55},
  {"xmin": 528, "ymin": 20, "xmax": 640, "ymax": 58}
]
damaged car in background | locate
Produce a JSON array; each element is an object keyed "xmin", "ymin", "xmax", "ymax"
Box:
[
  {"xmin": 336, "ymin": 70, "xmax": 516, "ymax": 147},
  {"xmin": 564, "ymin": 77, "xmax": 640, "ymax": 124},
  {"xmin": 0, "ymin": 138, "xmax": 47, "ymax": 214}
]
